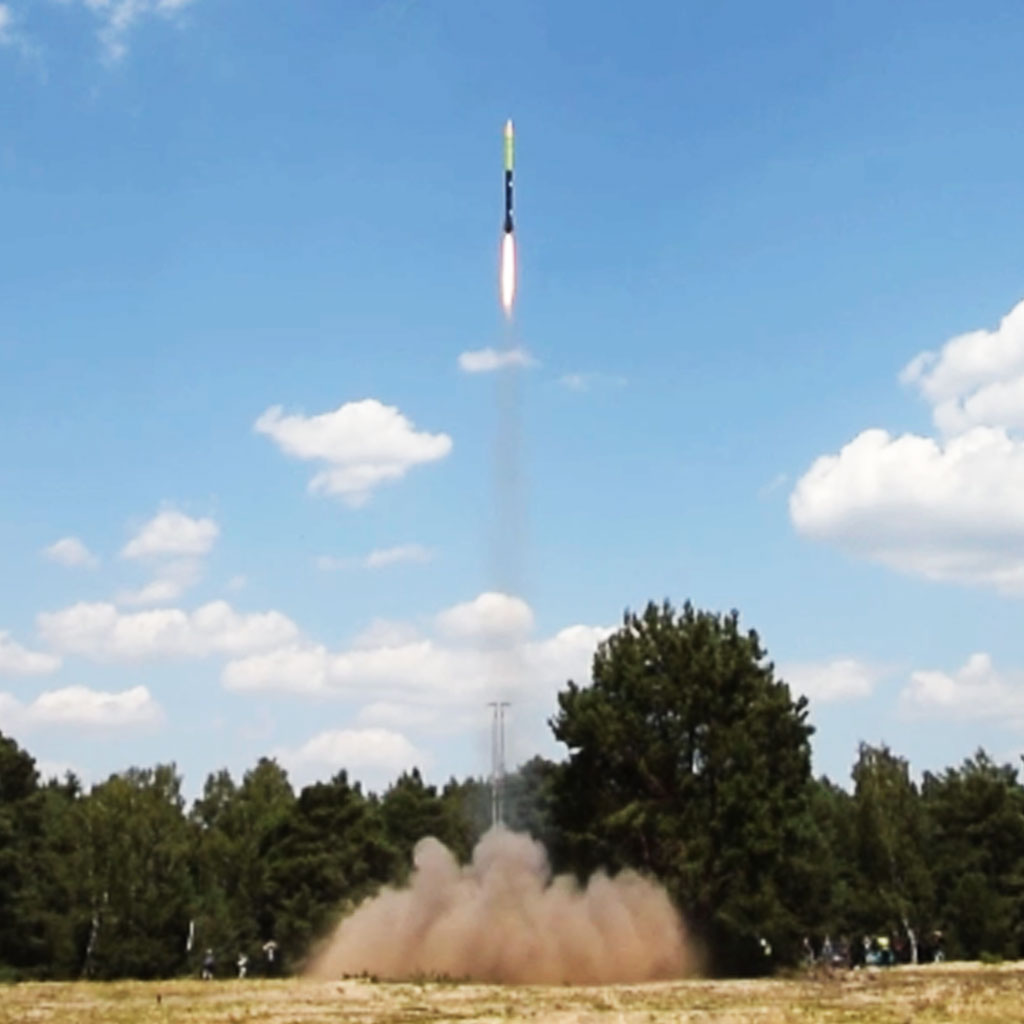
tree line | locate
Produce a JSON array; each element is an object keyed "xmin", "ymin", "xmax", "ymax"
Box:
[{"xmin": 2, "ymin": 600, "xmax": 1023, "ymax": 980}]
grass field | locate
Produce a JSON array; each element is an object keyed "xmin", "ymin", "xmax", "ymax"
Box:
[{"xmin": 4, "ymin": 963, "xmax": 1023, "ymax": 1023}]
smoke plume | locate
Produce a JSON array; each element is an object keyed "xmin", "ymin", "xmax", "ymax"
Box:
[{"xmin": 306, "ymin": 826, "xmax": 694, "ymax": 984}]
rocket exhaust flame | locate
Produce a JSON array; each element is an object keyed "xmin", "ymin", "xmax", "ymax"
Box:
[{"xmin": 500, "ymin": 232, "xmax": 516, "ymax": 316}]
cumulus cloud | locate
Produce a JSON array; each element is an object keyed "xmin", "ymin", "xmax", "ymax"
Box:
[
  {"xmin": 38, "ymin": 600, "xmax": 298, "ymax": 661},
  {"xmin": 791, "ymin": 298, "xmax": 1024, "ymax": 594},
  {"xmin": 780, "ymin": 658, "xmax": 884, "ymax": 703},
  {"xmin": 122, "ymin": 510, "xmax": 218, "ymax": 560},
  {"xmin": 317, "ymin": 544, "xmax": 434, "ymax": 571},
  {"xmin": 43, "ymin": 536, "xmax": 99, "ymax": 569},
  {"xmin": 116, "ymin": 510, "xmax": 217, "ymax": 604},
  {"xmin": 435, "ymin": 592, "xmax": 534, "ymax": 642},
  {"xmin": 275, "ymin": 727, "xmax": 424, "ymax": 787},
  {"xmin": 255, "ymin": 399, "xmax": 452, "ymax": 507},
  {"xmin": 900, "ymin": 653, "xmax": 1024, "ymax": 726},
  {"xmin": 222, "ymin": 592, "xmax": 610, "ymax": 715},
  {"xmin": 458, "ymin": 348, "xmax": 537, "ymax": 373},
  {"xmin": 901, "ymin": 299, "xmax": 1024, "ymax": 434},
  {"xmin": 0, "ymin": 684, "xmax": 162, "ymax": 729},
  {"xmin": 0, "ymin": 631, "xmax": 61, "ymax": 676},
  {"xmin": 69, "ymin": 0, "xmax": 200, "ymax": 63},
  {"xmin": 791, "ymin": 426, "xmax": 1024, "ymax": 592}
]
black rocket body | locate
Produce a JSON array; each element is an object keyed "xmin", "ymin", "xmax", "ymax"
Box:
[{"xmin": 503, "ymin": 119, "xmax": 514, "ymax": 234}]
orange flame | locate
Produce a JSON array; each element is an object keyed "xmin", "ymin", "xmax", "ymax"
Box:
[{"xmin": 500, "ymin": 232, "xmax": 516, "ymax": 316}]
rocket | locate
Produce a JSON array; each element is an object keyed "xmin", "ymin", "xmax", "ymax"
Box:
[
  {"xmin": 503, "ymin": 119, "xmax": 514, "ymax": 234},
  {"xmin": 499, "ymin": 119, "xmax": 517, "ymax": 315}
]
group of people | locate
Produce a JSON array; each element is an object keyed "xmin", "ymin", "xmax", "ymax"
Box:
[
  {"xmin": 200, "ymin": 940, "xmax": 279, "ymax": 980},
  {"xmin": 801, "ymin": 930, "xmax": 946, "ymax": 969}
]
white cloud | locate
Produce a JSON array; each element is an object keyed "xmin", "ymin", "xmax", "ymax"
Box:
[
  {"xmin": 780, "ymin": 658, "xmax": 884, "ymax": 703},
  {"xmin": 275, "ymin": 727, "xmax": 424, "ymax": 787},
  {"xmin": 226, "ymin": 574, "xmax": 247, "ymax": 593},
  {"xmin": 38, "ymin": 600, "xmax": 299, "ymax": 661},
  {"xmin": 0, "ymin": 631, "xmax": 61, "ymax": 676},
  {"xmin": 71, "ymin": 0, "xmax": 199, "ymax": 63},
  {"xmin": 317, "ymin": 544, "xmax": 434, "ymax": 571},
  {"xmin": 255, "ymin": 399, "xmax": 452, "ymax": 507},
  {"xmin": 222, "ymin": 643, "xmax": 331, "ymax": 695},
  {"xmin": 43, "ymin": 536, "xmax": 99, "ymax": 569},
  {"xmin": 117, "ymin": 558, "xmax": 202, "ymax": 607},
  {"xmin": 222, "ymin": 592, "xmax": 611, "ymax": 714},
  {"xmin": 790, "ymin": 426, "xmax": 1024, "ymax": 592},
  {"xmin": 435, "ymin": 592, "xmax": 534, "ymax": 642},
  {"xmin": 122, "ymin": 510, "xmax": 218, "ymax": 560},
  {"xmin": 458, "ymin": 347, "xmax": 537, "ymax": 373},
  {"xmin": 900, "ymin": 653, "xmax": 1024, "ymax": 726},
  {"xmin": 791, "ymin": 299, "xmax": 1024, "ymax": 594},
  {"xmin": 900, "ymin": 299, "xmax": 1024, "ymax": 434},
  {"xmin": 0, "ymin": 684, "xmax": 162, "ymax": 729}
]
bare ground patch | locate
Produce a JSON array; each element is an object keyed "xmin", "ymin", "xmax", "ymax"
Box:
[{"xmin": 3, "ymin": 962, "xmax": 1024, "ymax": 1024}]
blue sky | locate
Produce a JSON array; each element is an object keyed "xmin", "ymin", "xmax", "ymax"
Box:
[{"xmin": 3, "ymin": 0, "xmax": 1024, "ymax": 797}]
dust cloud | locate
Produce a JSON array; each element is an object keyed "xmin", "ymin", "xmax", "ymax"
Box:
[{"xmin": 306, "ymin": 826, "xmax": 694, "ymax": 984}]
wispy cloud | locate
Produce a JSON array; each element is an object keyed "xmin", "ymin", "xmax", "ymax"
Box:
[
  {"xmin": 317, "ymin": 544, "xmax": 434, "ymax": 571},
  {"xmin": 69, "ymin": 0, "xmax": 200, "ymax": 63},
  {"xmin": 0, "ymin": 4, "xmax": 14, "ymax": 45},
  {"xmin": 458, "ymin": 348, "xmax": 537, "ymax": 373},
  {"xmin": 0, "ymin": 631, "xmax": 61, "ymax": 677},
  {"xmin": 43, "ymin": 536, "xmax": 99, "ymax": 569}
]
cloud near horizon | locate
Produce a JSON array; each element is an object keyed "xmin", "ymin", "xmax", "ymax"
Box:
[
  {"xmin": 273, "ymin": 727, "xmax": 425, "ymax": 789},
  {"xmin": 900, "ymin": 652, "xmax": 1024, "ymax": 727},
  {"xmin": 221, "ymin": 592, "xmax": 610, "ymax": 715},
  {"xmin": 0, "ymin": 684, "xmax": 162, "ymax": 730},
  {"xmin": 38, "ymin": 600, "xmax": 299, "ymax": 661},
  {"xmin": 780, "ymin": 658, "xmax": 886, "ymax": 703}
]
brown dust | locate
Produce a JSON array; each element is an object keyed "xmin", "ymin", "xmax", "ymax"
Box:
[{"xmin": 305, "ymin": 826, "xmax": 695, "ymax": 984}]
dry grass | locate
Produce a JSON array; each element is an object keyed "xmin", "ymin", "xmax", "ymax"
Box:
[{"xmin": 3, "ymin": 962, "xmax": 1024, "ymax": 1023}]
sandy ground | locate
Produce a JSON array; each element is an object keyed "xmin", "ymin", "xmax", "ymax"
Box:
[{"xmin": 3, "ymin": 962, "xmax": 1024, "ymax": 1023}]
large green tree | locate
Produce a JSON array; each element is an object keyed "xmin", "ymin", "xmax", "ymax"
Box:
[
  {"xmin": 549, "ymin": 600, "xmax": 816, "ymax": 974},
  {"xmin": 922, "ymin": 750, "xmax": 1024, "ymax": 959},
  {"xmin": 849, "ymin": 743, "xmax": 934, "ymax": 960},
  {"xmin": 189, "ymin": 758, "xmax": 296, "ymax": 973},
  {"xmin": 81, "ymin": 765, "xmax": 194, "ymax": 979}
]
